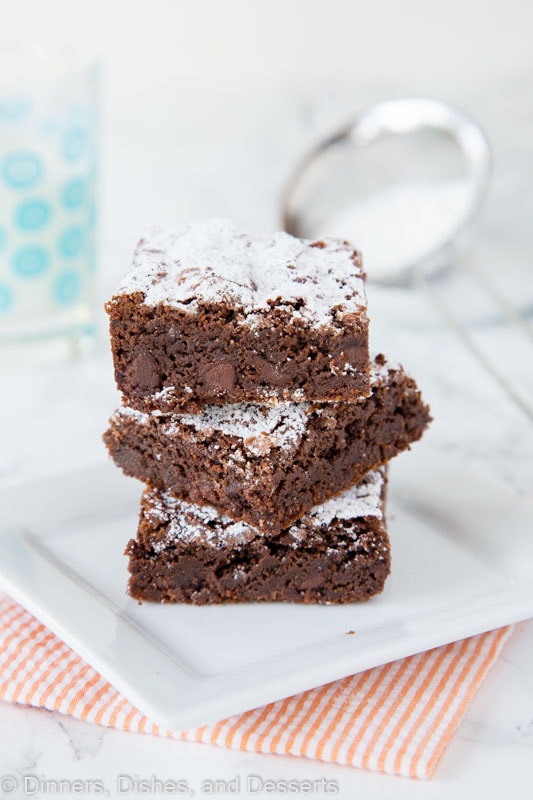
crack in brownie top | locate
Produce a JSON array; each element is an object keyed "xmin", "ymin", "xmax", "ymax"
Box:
[
  {"xmin": 113, "ymin": 355, "xmax": 397, "ymax": 457},
  {"xmin": 115, "ymin": 219, "xmax": 366, "ymax": 328},
  {"xmin": 144, "ymin": 468, "xmax": 385, "ymax": 551},
  {"xmin": 171, "ymin": 402, "xmax": 309, "ymax": 455},
  {"xmin": 117, "ymin": 401, "xmax": 310, "ymax": 456},
  {"xmin": 303, "ymin": 468, "xmax": 384, "ymax": 527}
]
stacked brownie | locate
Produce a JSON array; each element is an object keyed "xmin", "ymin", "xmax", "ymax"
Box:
[{"xmin": 104, "ymin": 220, "xmax": 431, "ymax": 604}]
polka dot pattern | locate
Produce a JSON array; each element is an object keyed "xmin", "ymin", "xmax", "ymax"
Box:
[
  {"xmin": 0, "ymin": 101, "xmax": 30, "ymax": 122},
  {"xmin": 0, "ymin": 110, "xmax": 96, "ymax": 322},
  {"xmin": 58, "ymin": 226, "xmax": 84, "ymax": 258},
  {"xmin": 61, "ymin": 178, "xmax": 85, "ymax": 210},
  {"xmin": 12, "ymin": 246, "xmax": 49, "ymax": 278},
  {"xmin": 53, "ymin": 270, "xmax": 81, "ymax": 305},
  {"xmin": 15, "ymin": 198, "xmax": 52, "ymax": 231},
  {"xmin": 2, "ymin": 151, "xmax": 42, "ymax": 189},
  {"xmin": 61, "ymin": 126, "xmax": 87, "ymax": 162}
]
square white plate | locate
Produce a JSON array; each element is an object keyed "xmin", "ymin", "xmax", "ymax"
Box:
[{"xmin": 1, "ymin": 445, "xmax": 532, "ymax": 731}]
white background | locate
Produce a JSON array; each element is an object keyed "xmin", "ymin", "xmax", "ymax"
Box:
[
  {"xmin": 1, "ymin": 1, "xmax": 532, "ymax": 798},
  {"xmin": 5, "ymin": 0, "xmax": 533, "ymax": 295},
  {"xmin": 2, "ymin": 0, "xmax": 533, "ymax": 90}
]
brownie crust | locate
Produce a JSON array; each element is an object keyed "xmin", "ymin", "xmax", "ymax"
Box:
[
  {"xmin": 104, "ymin": 356, "xmax": 431, "ymax": 533},
  {"xmin": 126, "ymin": 472, "xmax": 390, "ymax": 605},
  {"xmin": 107, "ymin": 295, "xmax": 370, "ymax": 413},
  {"xmin": 105, "ymin": 221, "xmax": 371, "ymax": 412}
]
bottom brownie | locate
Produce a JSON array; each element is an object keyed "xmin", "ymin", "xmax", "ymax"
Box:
[{"xmin": 126, "ymin": 469, "xmax": 390, "ymax": 605}]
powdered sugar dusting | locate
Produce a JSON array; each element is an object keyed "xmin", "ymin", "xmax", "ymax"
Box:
[
  {"xmin": 175, "ymin": 402, "xmax": 309, "ymax": 455},
  {"xmin": 143, "ymin": 469, "xmax": 384, "ymax": 552},
  {"xmin": 307, "ymin": 468, "xmax": 385, "ymax": 526},
  {"xmin": 115, "ymin": 219, "xmax": 366, "ymax": 328},
  {"xmin": 145, "ymin": 489, "xmax": 255, "ymax": 549},
  {"xmin": 370, "ymin": 354, "xmax": 400, "ymax": 383},
  {"xmin": 111, "ymin": 355, "xmax": 399, "ymax": 454},
  {"xmin": 117, "ymin": 406, "xmax": 151, "ymax": 424}
]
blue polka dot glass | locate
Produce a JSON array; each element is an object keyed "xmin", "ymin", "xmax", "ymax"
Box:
[{"xmin": 0, "ymin": 48, "xmax": 98, "ymax": 361}]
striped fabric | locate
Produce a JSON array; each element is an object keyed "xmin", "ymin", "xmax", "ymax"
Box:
[{"xmin": 0, "ymin": 594, "xmax": 511, "ymax": 779}]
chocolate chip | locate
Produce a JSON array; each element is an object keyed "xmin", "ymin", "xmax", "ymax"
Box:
[
  {"xmin": 344, "ymin": 346, "xmax": 361, "ymax": 365},
  {"xmin": 129, "ymin": 350, "xmax": 161, "ymax": 391},
  {"xmin": 201, "ymin": 362, "xmax": 236, "ymax": 394},
  {"xmin": 341, "ymin": 339, "xmax": 364, "ymax": 367},
  {"xmin": 253, "ymin": 356, "xmax": 289, "ymax": 386}
]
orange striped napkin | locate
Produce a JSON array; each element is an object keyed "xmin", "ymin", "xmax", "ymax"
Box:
[{"xmin": 0, "ymin": 593, "xmax": 511, "ymax": 779}]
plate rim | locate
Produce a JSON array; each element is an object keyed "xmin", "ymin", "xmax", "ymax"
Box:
[{"xmin": 1, "ymin": 457, "xmax": 532, "ymax": 730}]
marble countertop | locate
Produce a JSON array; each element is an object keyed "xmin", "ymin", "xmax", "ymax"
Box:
[
  {"xmin": 0, "ymin": 618, "xmax": 531, "ymax": 798},
  {"xmin": 1, "ymin": 80, "xmax": 532, "ymax": 796}
]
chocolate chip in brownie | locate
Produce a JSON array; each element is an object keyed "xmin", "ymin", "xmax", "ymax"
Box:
[
  {"xmin": 126, "ymin": 470, "xmax": 391, "ymax": 605},
  {"xmin": 128, "ymin": 351, "xmax": 162, "ymax": 392},
  {"xmin": 106, "ymin": 221, "xmax": 371, "ymax": 410},
  {"xmin": 200, "ymin": 362, "xmax": 236, "ymax": 394},
  {"xmin": 252, "ymin": 355, "xmax": 289, "ymax": 387},
  {"xmin": 103, "ymin": 356, "xmax": 432, "ymax": 534}
]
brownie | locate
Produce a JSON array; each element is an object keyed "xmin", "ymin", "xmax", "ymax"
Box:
[
  {"xmin": 126, "ymin": 469, "xmax": 390, "ymax": 605},
  {"xmin": 105, "ymin": 220, "xmax": 371, "ymax": 413},
  {"xmin": 104, "ymin": 355, "xmax": 430, "ymax": 533}
]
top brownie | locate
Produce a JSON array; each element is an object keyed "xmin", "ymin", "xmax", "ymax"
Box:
[{"xmin": 105, "ymin": 220, "xmax": 370, "ymax": 412}]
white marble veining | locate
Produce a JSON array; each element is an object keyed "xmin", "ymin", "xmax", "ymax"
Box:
[
  {"xmin": 0, "ymin": 621, "xmax": 531, "ymax": 797},
  {"xmin": 1, "ymin": 73, "xmax": 533, "ymax": 797}
]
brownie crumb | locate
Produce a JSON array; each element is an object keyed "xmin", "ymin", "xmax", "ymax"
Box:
[
  {"xmin": 127, "ymin": 470, "xmax": 391, "ymax": 605},
  {"xmin": 105, "ymin": 220, "xmax": 371, "ymax": 411}
]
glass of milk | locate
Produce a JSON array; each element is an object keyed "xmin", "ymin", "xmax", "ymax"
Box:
[{"xmin": 0, "ymin": 44, "xmax": 98, "ymax": 364}]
